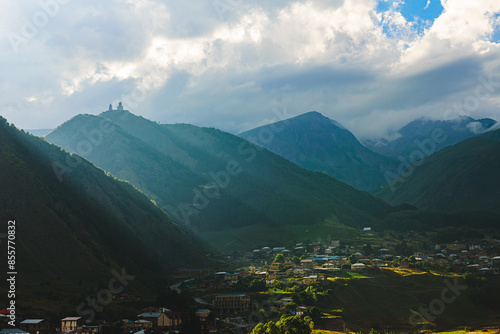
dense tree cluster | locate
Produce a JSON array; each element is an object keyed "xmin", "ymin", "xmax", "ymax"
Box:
[{"xmin": 251, "ymin": 315, "xmax": 314, "ymax": 334}]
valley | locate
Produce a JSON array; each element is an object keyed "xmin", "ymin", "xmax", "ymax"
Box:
[
  {"xmin": 1, "ymin": 108, "xmax": 500, "ymax": 333},
  {"xmin": 4, "ymin": 2, "xmax": 500, "ymax": 334}
]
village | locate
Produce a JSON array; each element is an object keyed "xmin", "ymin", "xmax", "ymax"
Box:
[{"xmin": 2, "ymin": 233, "xmax": 500, "ymax": 334}]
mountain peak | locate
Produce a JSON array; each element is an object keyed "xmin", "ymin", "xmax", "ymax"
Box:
[
  {"xmin": 239, "ymin": 111, "xmax": 397, "ymax": 192},
  {"xmin": 286, "ymin": 111, "xmax": 347, "ymax": 130},
  {"xmin": 301, "ymin": 110, "xmax": 323, "ymax": 117}
]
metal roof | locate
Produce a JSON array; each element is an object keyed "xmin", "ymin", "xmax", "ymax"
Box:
[
  {"xmin": 0, "ymin": 330, "xmax": 29, "ymax": 334},
  {"xmin": 21, "ymin": 319, "xmax": 44, "ymax": 324},
  {"xmin": 138, "ymin": 312, "xmax": 161, "ymax": 318}
]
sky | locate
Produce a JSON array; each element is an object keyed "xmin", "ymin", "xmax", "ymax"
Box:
[{"xmin": 1, "ymin": 0, "xmax": 500, "ymax": 140}]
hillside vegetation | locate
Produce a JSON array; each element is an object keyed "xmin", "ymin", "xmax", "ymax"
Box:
[
  {"xmin": 0, "ymin": 116, "xmax": 206, "ymax": 311},
  {"xmin": 46, "ymin": 110, "xmax": 393, "ymax": 250},
  {"xmin": 377, "ymin": 129, "xmax": 500, "ymax": 215}
]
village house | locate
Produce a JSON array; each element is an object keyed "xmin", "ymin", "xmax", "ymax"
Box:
[
  {"xmin": 68, "ymin": 324, "xmax": 107, "ymax": 334},
  {"xmin": 255, "ymin": 271, "xmax": 268, "ymax": 278},
  {"xmin": 61, "ymin": 317, "xmax": 83, "ymax": 334},
  {"xmin": 267, "ymin": 264, "xmax": 281, "ymax": 271},
  {"xmin": 302, "ymin": 275, "xmax": 318, "ymax": 284},
  {"xmin": 300, "ymin": 259, "xmax": 314, "ymax": 269},
  {"xmin": 163, "ymin": 312, "xmax": 182, "ymax": 330},
  {"xmin": 296, "ymin": 306, "xmax": 310, "ymax": 316},
  {"xmin": 136, "ymin": 312, "xmax": 162, "ymax": 327},
  {"xmin": 137, "ymin": 310, "xmax": 181, "ymax": 330},
  {"xmin": 414, "ymin": 252, "xmax": 425, "ymax": 259},
  {"xmin": 322, "ymin": 263, "xmax": 338, "ymax": 271},
  {"xmin": 267, "ymin": 271, "xmax": 286, "ymax": 280},
  {"xmin": 0, "ymin": 329, "xmax": 29, "ymax": 334},
  {"xmin": 20, "ymin": 319, "xmax": 50, "ymax": 333},
  {"xmin": 225, "ymin": 273, "xmax": 240, "ymax": 283},
  {"xmin": 492, "ymin": 256, "xmax": 500, "ymax": 274},
  {"xmin": 351, "ymin": 263, "xmax": 366, "ymax": 271},
  {"xmin": 195, "ymin": 309, "xmax": 210, "ymax": 320},
  {"xmin": 122, "ymin": 319, "xmax": 153, "ymax": 333},
  {"xmin": 215, "ymin": 272, "xmax": 228, "ymax": 281},
  {"xmin": 292, "ymin": 268, "xmax": 306, "ymax": 276},
  {"xmin": 213, "ymin": 294, "xmax": 251, "ymax": 313}
]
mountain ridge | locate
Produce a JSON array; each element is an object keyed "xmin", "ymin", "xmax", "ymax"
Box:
[
  {"xmin": 46, "ymin": 109, "xmax": 393, "ymax": 250},
  {"xmin": 363, "ymin": 116, "xmax": 498, "ymax": 158},
  {"xmin": 239, "ymin": 111, "xmax": 399, "ymax": 192},
  {"xmin": 0, "ymin": 115, "xmax": 207, "ymax": 310},
  {"xmin": 376, "ymin": 128, "xmax": 500, "ymax": 214}
]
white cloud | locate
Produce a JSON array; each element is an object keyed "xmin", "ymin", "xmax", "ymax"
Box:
[{"xmin": 0, "ymin": 0, "xmax": 499, "ymax": 140}]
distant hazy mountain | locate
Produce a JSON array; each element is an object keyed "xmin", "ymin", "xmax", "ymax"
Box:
[
  {"xmin": 376, "ymin": 128, "xmax": 500, "ymax": 215},
  {"xmin": 364, "ymin": 116, "xmax": 497, "ymax": 158},
  {"xmin": 46, "ymin": 109, "xmax": 391, "ymax": 250},
  {"xmin": 239, "ymin": 111, "xmax": 399, "ymax": 192},
  {"xmin": 0, "ymin": 116, "xmax": 206, "ymax": 306}
]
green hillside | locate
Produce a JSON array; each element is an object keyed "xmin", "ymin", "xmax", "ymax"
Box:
[
  {"xmin": 239, "ymin": 111, "xmax": 399, "ymax": 192},
  {"xmin": 0, "ymin": 116, "xmax": 206, "ymax": 312},
  {"xmin": 319, "ymin": 270, "xmax": 500, "ymax": 332},
  {"xmin": 376, "ymin": 129, "xmax": 500, "ymax": 215},
  {"xmin": 46, "ymin": 110, "xmax": 392, "ymax": 250}
]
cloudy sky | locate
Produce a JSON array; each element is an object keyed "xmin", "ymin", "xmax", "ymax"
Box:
[{"xmin": 1, "ymin": 0, "xmax": 500, "ymax": 139}]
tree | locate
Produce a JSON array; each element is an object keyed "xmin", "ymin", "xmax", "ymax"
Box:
[
  {"xmin": 292, "ymin": 256, "xmax": 300, "ymax": 266},
  {"xmin": 249, "ymin": 278, "xmax": 266, "ymax": 292},
  {"xmin": 293, "ymin": 287, "xmax": 317, "ymax": 306},
  {"xmin": 348, "ymin": 254, "xmax": 357, "ymax": 264},
  {"xmin": 274, "ymin": 253, "xmax": 285, "ymax": 263},
  {"xmin": 252, "ymin": 315, "xmax": 314, "ymax": 334},
  {"xmin": 277, "ymin": 314, "xmax": 314, "ymax": 334}
]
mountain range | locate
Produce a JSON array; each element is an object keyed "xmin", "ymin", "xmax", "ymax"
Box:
[
  {"xmin": 239, "ymin": 112, "xmax": 498, "ymax": 194},
  {"xmin": 44, "ymin": 108, "xmax": 500, "ymax": 249},
  {"xmin": 45, "ymin": 109, "xmax": 392, "ymax": 250},
  {"xmin": 363, "ymin": 116, "xmax": 497, "ymax": 158}
]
